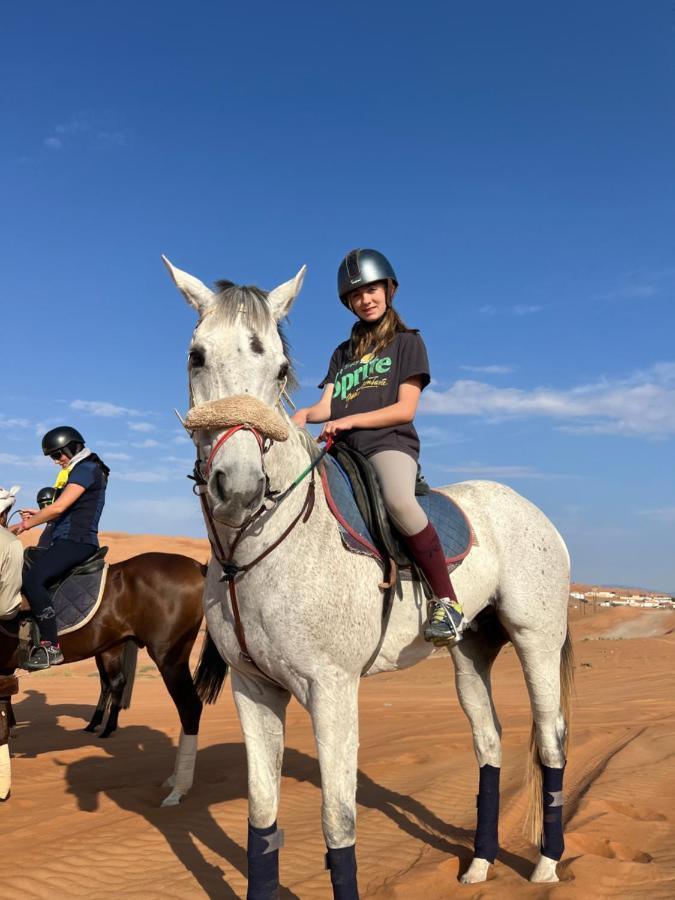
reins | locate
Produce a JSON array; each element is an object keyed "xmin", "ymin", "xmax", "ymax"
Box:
[{"xmin": 188, "ymin": 410, "xmax": 332, "ymax": 681}]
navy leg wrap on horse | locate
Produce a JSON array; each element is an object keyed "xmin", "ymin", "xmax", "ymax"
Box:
[
  {"xmin": 474, "ymin": 764, "xmax": 500, "ymax": 863},
  {"xmin": 540, "ymin": 765, "xmax": 565, "ymax": 861},
  {"xmin": 247, "ymin": 821, "xmax": 283, "ymax": 900},
  {"xmin": 325, "ymin": 845, "xmax": 359, "ymax": 900}
]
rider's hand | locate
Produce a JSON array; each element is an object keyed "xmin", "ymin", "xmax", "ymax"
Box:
[
  {"xmin": 10, "ymin": 522, "xmax": 27, "ymax": 535},
  {"xmin": 319, "ymin": 417, "xmax": 358, "ymax": 441},
  {"xmin": 20, "ymin": 508, "xmax": 38, "ymax": 520}
]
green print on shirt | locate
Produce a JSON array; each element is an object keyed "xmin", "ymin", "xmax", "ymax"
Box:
[{"xmin": 333, "ymin": 354, "xmax": 392, "ymax": 401}]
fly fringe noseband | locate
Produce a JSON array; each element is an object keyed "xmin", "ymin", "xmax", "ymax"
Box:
[{"xmin": 185, "ymin": 395, "xmax": 290, "ymax": 442}]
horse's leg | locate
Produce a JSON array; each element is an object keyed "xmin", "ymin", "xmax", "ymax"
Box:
[
  {"xmin": 84, "ymin": 653, "xmax": 113, "ymax": 733},
  {"xmin": 231, "ymin": 669, "xmax": 290, "ymax": 900},
  {"xmin": 0, "ymin": 676, "xmax": 18, "ymax": 801},
  {"xmin": 98, "ymin": 647, "xmax": 130, "ymax": 739},
  {"xmin": 511, "ymin": 629, "xmax": 570, "ymax": 884},
  {"xmin": 310, "ymin": 677, "xmax": 360, "ymax": 900},
  {"xmin": 152, "ymin": 656, "xmax": 203, "ymax": 807},
  {"xmin": 450, "ymin": 627, "xmax": 506, "ymax": 884}
]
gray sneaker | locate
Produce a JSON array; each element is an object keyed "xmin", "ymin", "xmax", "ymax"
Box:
[
  {"xmin": 23, "ymin": 642, "xmax": 64, "ymax": 671},
  {"xmin": 424, "ymin": 598, "xmax": 466, "ymax": 645}
]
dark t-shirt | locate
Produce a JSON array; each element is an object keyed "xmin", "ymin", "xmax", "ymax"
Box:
[
  {"xmin": 319, "ymin": 331, "xmax": 430, "ymax": 460},
  {"xmin": 50, "ymin": 459, "xmax": 106, "ymax": 546}
]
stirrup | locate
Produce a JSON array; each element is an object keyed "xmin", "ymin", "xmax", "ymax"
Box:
[
  {"xmin": 424, "ymin": 598, "xmax": 467, "ymax": 645},
  {"xmin": 20, "ymin": 645, "xmax": 51, "ymax": 671}
]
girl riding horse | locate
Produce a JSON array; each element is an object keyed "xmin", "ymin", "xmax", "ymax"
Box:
[{"xmin": 292, "ymin": 248, "xmax": 466, "ymax": 643}]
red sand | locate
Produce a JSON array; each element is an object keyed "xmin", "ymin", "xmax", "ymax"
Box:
[{"xmin": 3, "ymin": 533, "xmax": 674, "ymax": 898}]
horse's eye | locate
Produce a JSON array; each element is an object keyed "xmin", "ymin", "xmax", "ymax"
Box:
[
  {"xmin": 189, "ymin": 348, "xmax": 205, "ymax": 368},
  {"xmin": 278, "ymin": 361, "xmax": 289, "ymax": 381}
]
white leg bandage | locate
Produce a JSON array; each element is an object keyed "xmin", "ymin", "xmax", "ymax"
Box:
[
  {"xmin": 161, "ymin": 731, "xmax": 198, "ymax": 807},
  {"xmin": 0, "ymin": 744, "xmax": 11, "ymax": 802}
]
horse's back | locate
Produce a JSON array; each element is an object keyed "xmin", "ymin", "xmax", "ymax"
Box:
[{"xmin": 434, "ymin": 480, "xmax": 570, "ymax": 630}]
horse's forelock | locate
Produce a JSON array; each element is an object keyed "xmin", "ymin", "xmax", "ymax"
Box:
[{"xmin": 206, "ymin": 280, "xmax": 298, "ymax": 392}]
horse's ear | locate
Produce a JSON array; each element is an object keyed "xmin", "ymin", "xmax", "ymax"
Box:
[
  {"xmin": 267, "ymin": 266, "xmax": 306, "ymax": 321},
  {"xmin": 161, "ymin": 255, "xmax": 215, "ymax": 313}
]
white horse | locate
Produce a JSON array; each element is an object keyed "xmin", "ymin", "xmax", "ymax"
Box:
[{"xmin": 163, "ymin": 257, "xmax": 573, "ymax": 898}]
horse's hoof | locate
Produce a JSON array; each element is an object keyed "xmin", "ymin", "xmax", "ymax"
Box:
[
  {"xmin": 161, "ymin": 788, "xmax": 183, "ymax": 807},
  {"xmin": 0, "ymin": 790, "xmax": 10, "ymax": 803},
  {"xmin": 530, "ymin": 855, "xmax": 559, "ymax": 883},
  {"xmin": 99, "ymin": 730, "xmax": 115, "ymax": 739},
  {"xmin": 83, "ymin": 724, "xmax": 98, "ymax": 733},
  {"xmin": 460, "ymin": 858, "xmax": 490, "ymax": 883}
]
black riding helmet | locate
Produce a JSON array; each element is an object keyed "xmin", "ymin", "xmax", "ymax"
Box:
[
  {"xmin": 337, "ymin": 248, "xmax": 398, "ymax": 307},
  {"xmin": 37, "ymin": 487, "xmax": 58, "ymax": 509},
  {"xmin": 41, "ymin": 426, "xmax": 85, "ymax": 458}
]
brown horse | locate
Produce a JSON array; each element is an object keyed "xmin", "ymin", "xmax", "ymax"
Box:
[{"xmin": 0, "ymin": 552, "xmax": 225, "ymax": 805}]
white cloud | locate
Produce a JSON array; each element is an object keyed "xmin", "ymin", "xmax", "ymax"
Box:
[
  {"xmin": 44, "ymin": 136, "xmax": 62, "ymax": 150},
  {"xmin": 638, "ymin": 507, "xmax": 675, "ymax": 523},
  {"xmin": 0, "ymin": 453, "xmax": 50, "ymax": 470},
  {"xmin": 71, "ymin": 399, "xmax": 141, "ymax": 418},
  {"xmin": 458, "ymin": 364, "xmax": 515, "ymax": 375},
  {"xmin": 512, "ymin": 304, "xmax": 542, "ymax": 315},
  {"xmin": 97, "ymin": 130, "xmax": 126, "ymax": 147},
  {"xmin": 131, "ymin": 439, "xmax": 159, "ymax": 449},
  {"xmin": 436, "ymin": 462, "xmax": 571, "ymax": 480},
  {"xmin": 0, "ymin": 415, "xmax": 31, "ymax": 429},
  {"xmin": 116, "ymin": 496, "xmax": 202, "ymax": 524},
  {"xmin": 104, "ymin": 452, "xmax": 131, "ymax": 461},
  {"xmin": 116, "ymin": 469, "xmax": 173, "ymax": 483},
  {"xmin": 478, "ymin": 304, "xmax": 543, "ymax": 316},
  {"xmin": 421, "ymin": 362, "xmax": 675, "ymax": 438},
  {"xmin": 128, "ymin": 421, "xmax": 155, "ymax": 433}
]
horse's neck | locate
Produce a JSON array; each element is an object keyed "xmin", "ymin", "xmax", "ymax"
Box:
[{"xmin": 266, "ymin": 429, "xmax": 314, "ymax": 493}]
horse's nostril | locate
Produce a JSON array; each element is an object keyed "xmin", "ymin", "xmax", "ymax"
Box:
[{"xmin": 215, "ymin": 471, "xmax": 228, "ymax": 502}]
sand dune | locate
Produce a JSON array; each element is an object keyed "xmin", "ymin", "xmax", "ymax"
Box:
[{"xmin": 3, "ymin": 535, "xmax": 674, "ymax": 897}]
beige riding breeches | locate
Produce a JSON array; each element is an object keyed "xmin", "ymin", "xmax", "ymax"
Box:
[{"xmin": 369, "ymin": 450, "xmax": 428, "ymax": 537}]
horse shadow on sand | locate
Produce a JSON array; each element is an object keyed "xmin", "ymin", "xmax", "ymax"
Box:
[{"xmin": 12, "ymin": 691, "xmax": 533, "ymax": 894}]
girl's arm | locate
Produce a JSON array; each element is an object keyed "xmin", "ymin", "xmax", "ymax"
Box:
[
  {"xmin": 320, "ymin": 376, "xmax": 424, "ymax": 439},
  {"xmin": 291, "ymin": 384, "xmax": 334, "ymax": 427},
  {"xmin": 16, "ymin": 483, "xmax": 86, "ymax": 532}
]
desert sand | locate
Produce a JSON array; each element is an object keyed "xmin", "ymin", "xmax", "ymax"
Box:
[{"xmin": 2, "ymin": 533, "xmax": 674, "ymax": 898}]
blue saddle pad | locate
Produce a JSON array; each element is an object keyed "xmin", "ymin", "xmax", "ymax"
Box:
[
  {"xmin": 320, "ymin": 455, "xmax": 473, "ymax": 565},
  {"xmin": 52, "ymin": 564, "xmax": 108, "ymax": 635},
  {"xmin": 0, "ymin": 564, "xmax": 108, "ymax": 640}
]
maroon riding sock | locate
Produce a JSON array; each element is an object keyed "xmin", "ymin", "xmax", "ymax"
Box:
[{"xmin": 404, "ymin": 521, "xmax": 458, "ymax": 603}]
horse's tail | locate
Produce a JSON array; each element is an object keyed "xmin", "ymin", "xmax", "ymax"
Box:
[
  {"xmin": 119, "ymin": 641, "xmax": 139, "ymax": 709},
  {"xmin": 193, "ymin": 629, "xmax": 228, "ymax": 704},
  {"xmin": 525, "ymin": 626, "xmax": 574, "ymax": 844}
]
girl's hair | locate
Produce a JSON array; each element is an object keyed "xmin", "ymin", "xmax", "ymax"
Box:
[
  {"xmin": 88, "ymin": 452, "xmax": 111, "ymax": 481},
  {"xmin": 348, "ymin": 281, "xmax": 415, "ymax": 361},
  {"xmin": 64, "ymin": 441, "xmax": 110, "ymax": 481}
]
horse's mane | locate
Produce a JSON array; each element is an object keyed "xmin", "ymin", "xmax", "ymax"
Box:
[
  {"xmin": 295, "ymin": 426, "xmax": 323, "ymax": 462},
  {"xmin": 210, "ymin": 280, "xmax": 298, "ymax": 392}
]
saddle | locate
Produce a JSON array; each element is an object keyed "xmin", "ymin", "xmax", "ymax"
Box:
[
  {"xmin": 322, "ymin": 445, "xmax": 474, "ymax": 578},
  {"xmin": 0, "ymin": 547, "xmax": 111, "ymax": 654},
  {"xmin": 22, "ymin": 545, "xmax": 109, "ymax": 586}
]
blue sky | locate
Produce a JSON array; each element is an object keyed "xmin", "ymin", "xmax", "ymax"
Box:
[{"xmin": 2, "ymin": 2, "xmax": 674, "ymax": 589}]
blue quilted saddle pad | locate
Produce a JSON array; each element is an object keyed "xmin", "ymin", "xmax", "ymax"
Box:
[
  {"xmin": 320, "ymin": 455, "xmax": 473, "ymax": 565},
  {"xmin": 52, "ymin": 565, "xmax": 108, "ymax": 635}
]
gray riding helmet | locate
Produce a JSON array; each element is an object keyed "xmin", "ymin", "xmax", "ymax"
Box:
[{"xmin": 337, "ymin": 248, "xmax": 398, "ymax": 306}]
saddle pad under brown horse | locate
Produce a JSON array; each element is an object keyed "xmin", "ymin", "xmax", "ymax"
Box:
[{"xmin": 0, "ymin": 562, "xmax": 109, "ymax": 640}]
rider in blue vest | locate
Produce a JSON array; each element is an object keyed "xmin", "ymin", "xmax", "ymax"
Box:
[{"xmin": 14, "ymin": 426, "xmax": 109, "ymax": 669}]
